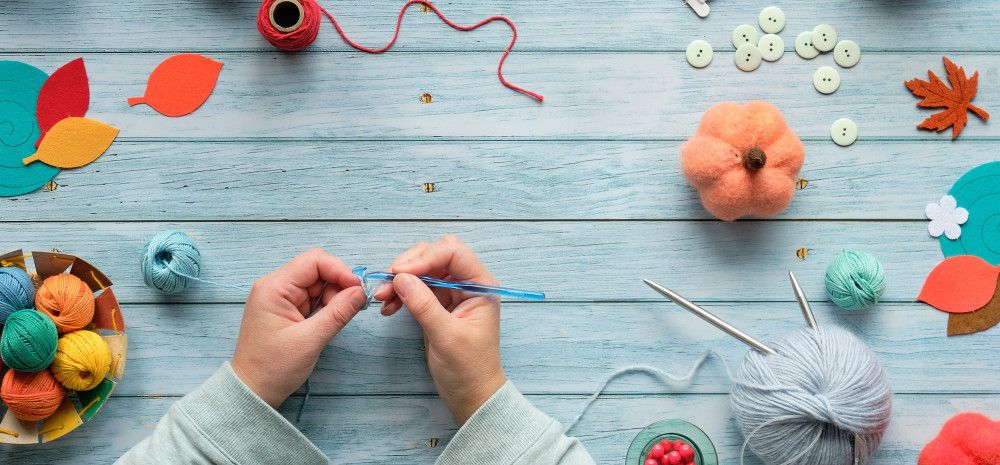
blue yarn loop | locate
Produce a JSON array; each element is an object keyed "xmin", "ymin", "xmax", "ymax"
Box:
[
  {"xmin": 141, "ymin": 230, "xmax": 249, "ymax": 294},
  {"xmin": 825, "ymin": 250, "xmax": 886, "ymax": 310},
  {"xmin": 0, "ymin": 266, "xmax": 35, "ymax": 324}
]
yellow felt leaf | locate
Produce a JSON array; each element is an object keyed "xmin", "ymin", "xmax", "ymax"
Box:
[{"xmin": 23, "ymin": 117, "xmax": 119, "ymax": 168}]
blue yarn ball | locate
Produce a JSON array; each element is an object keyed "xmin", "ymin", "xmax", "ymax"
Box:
[
  {"xmin": 730, "ymin": 326, "xmax": 893, "ymax": 465},
  {"xmin": 0, "ymin": 267, "xmax": 35, "ymax": 324},
  {"xmin": 141, "ymin": 230, "xmax": 202, "ymax": 294},
  {"xmin": 825, "ymin": 250, "xmax": 886, "ymax": 310}
]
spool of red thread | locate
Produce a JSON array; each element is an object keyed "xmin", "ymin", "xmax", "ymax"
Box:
[
  {"xmin": 255, "ymin": 0, "xmax": 543, "ymax": 101},
  {"xmin": 1, "ymin": 369, "xmax": 66, "ymax": 422}
]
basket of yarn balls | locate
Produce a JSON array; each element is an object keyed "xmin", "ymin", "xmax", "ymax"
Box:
[{"xmin": 0, "ymin": 249, "xmax": 127, "ymax": 444}]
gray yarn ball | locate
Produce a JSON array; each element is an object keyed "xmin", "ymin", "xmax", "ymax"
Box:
[{"xmin": 730, "ymin": 326, "xmax": 892, "ymax": 465}]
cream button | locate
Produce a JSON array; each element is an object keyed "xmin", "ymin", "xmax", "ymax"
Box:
[
  {"xmin": 735, "ymin": 43, "xmax": 762, "ymax": 71},
  {"xmin": 812, "ymin": 24, "xmax": 837, "ymax": 52},
  {"xmin": 686, "ymin": 40, "xmax": 714, "ymax": 68},
  {"xmin": 795, "ymin": 31, "xmax": 819, "ymax": 59},
  {"xmin": 758, "ymin": 34, "xmax": 784, "ymax": 62},
  {"xmin": 831, "ymin": 118, "xmax": 858, "ymax": 146},
  {"xmin": 732, "ymin": 24, "xmax": 759, "ymax": 48},
  {"xmin": 813, "ymin": 66, "xmax": 841, "ymax": 94},
  {"xmin": 759, "ymin": 6, "xmax": 786, "ymax": 34},
  {"xmin": 833, "ymin": 40, "xmax": 861, "ymax": 68}
]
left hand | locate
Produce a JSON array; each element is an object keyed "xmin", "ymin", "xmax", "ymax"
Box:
[{"xmin": 231, "ymin": 249, "xmax": 368, "ymax": 408}]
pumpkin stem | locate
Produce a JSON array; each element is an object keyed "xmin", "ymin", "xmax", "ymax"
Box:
[{"xmin": 742, "ymin": 147, "xmax": 767, "ymax": 171}]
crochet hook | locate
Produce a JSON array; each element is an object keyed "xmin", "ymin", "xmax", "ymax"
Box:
[
  {"xmin": 643, "ymin": 279, "xmax": 777, "ymax": 356},
  {"xmin": 353, "ymin": 266, "xmax": 545, "ymax": 301},
  {"xmin": 788, "ymin": 271, "xmax": 818, "ymax": 329}
]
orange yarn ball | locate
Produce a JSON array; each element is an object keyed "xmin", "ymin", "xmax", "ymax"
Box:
[
  {"xmin": 34, "ymin": 274, "xmax": 95, "ymax": 334},
  {"xmin": 0, "ymin": 368, "xmax": 65, "ymax": 421},
  {"xmin": 680, "ymin": 101, "xmax": 805, "ymax": 221}
]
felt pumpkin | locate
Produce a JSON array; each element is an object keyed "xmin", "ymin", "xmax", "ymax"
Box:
[
  {"xmin": 919, "ymin": 413, "xmax": 1000, "ymax": 465},
  {"xmin": 680, "ymin": 101, "xmax": 805, "ymax": 221}
]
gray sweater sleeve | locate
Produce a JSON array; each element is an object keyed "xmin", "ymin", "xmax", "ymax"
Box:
[
  {"xmin": 114, "ymin": 363, "xmax": 328, "ymax": 465},
  {"xmin": 116, "ymin": 367, "xmax": 594, "ymax": 465},
  {"xmin": 435, "ymin": 381, "xmax": 596, "ymax": 465}
]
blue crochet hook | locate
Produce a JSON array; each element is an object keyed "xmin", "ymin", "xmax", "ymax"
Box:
[{"xmin": 352, "ymin": 266, "xmax": 545, "ymax": 301}]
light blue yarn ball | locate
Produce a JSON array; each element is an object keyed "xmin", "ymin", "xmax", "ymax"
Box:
[
  {"xmin": 730, "ymin": 326, "xmax": 892, "ymax": 465},
  {"xmin": 141, "ymin": 230, "xmax": 202, "ymax": 294},
  {"xmin": 0, "ymin": 266, "xmax": 35, "ymax": 324},
  {"xmin": 824, "ymin": 250, "xmax": 886, "ymax": 310}
]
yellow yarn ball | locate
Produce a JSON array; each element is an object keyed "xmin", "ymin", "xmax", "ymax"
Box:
[{"xmin": 51, "ymin": 330, "xmax": 111, "ymax": 392}]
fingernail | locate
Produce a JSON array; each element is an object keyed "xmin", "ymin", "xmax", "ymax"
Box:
[
  {"xmin": 374, "ymin": 283, "xmax": 391, "ymax": 297},
  {"xmin": 394, "ymin": 274, "xmax": 417, "ymax": 298}
]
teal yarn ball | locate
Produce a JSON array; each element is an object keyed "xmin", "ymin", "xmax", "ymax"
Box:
[
  {"xmin": 0, "ymin": 266, "xmax": 35, "ymax": 324},
  {"xmin": 825, "ymin": 250, "xmax": 886, "ymax": 310},
  {"xmin": 141, "ymin": 230, "xmax": 203, "ymax": 294},
  {"xmin": 0, "ymin": 310, "xmax": 58, "ymax": 372}
]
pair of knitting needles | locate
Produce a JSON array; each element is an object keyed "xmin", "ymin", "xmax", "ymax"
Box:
[{"xmin": 643, "ymin": 271, "xmax": 817, "ymax": 356}]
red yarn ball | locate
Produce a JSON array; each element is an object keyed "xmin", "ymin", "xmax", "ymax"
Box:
[
  {"xmin": 257, "ymin": 0, "xmax": 322, "ymax": 52},
  {"xmin": 1, "ymin": 368, "xmax": 65, "ymax": 421}
]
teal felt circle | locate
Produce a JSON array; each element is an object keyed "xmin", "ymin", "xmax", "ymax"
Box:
[
  {"xmin": 0, "ymin": 61, "xmax": 59, "ymax": 197},
  {"xmin": 941, "ymin": 162, "xmax": 1000, "ymax": 265}
]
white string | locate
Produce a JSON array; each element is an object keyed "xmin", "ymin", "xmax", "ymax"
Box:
[{"xmin": 563, "ymin": 350, "xmax": 731, "ymax": 434}]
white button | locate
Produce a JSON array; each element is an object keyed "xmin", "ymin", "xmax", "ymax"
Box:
[
  {"xmin": 813, "ymin": 66, "xmax": 841, "ymax": 94},
  {"xmin": 686, "ymin": 40, "xmax": 713, "ymax": 68},
  {"xmin": 758, "ymin": 34, "xmax": 784, "ymax": 62},
  {"xmin": 795, "ymin": 31, "xmax": 819, "ymax": 59},
  {"xmin": 812, "ymin": 24, "xmax": 837, "ymax": 52},
  {"xmin": 732, "ymin": 24, "xmax": 759, "ymax": 48},
  {"xmin": 833, "ymin": 40, "xmax": 861, "ymax": 68},
  {"xmin": 735, "ymin": 43, "xmax": 762, "ymax": 72},
  {"xmin": 759, "ymin": 6, "xmax": 786, "ymax": 34},
  {"xmin": 831, "ymin": 118, "xmax": 858, "ymax": 146}
]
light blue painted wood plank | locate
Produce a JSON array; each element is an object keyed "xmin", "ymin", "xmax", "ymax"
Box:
[
  {"xmin": 2, "ymin": 220, "xmax": 949, "ymax": 303},
  {"xmin": 1, "ymin": 394, "xmax": 996, "ymax": 464},
  {"xmin": 111, "ymin": 301, "xmax": 998, "ymax": 396},
  {"xmin": 0, "ymin": 140, "xmax": 988, "ymax": 221},
  {"xmin": 2, "ymin": 0, "xmax": 1000, "ymax": 52},
  {"xmin": 1, "ymin": 52, "xmax": 996, "ymax": 139}
]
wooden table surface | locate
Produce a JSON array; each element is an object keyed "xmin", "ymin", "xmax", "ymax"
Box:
[{"xmin": 2, "ymin": 1, "xmax": 999, "ymax": 463}]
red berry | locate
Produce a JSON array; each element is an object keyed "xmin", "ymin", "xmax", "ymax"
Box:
[
  {"xmin": 673, "ymin": 439, "xmax": 687, "ymax": 449},
  {"xmin": 647, "ymin": 444, "xmax": 665, "ymax": 460},
  {"xmin": 677, "ymin": 444, "xmax": 695, "ymax": 461},
  {"xmin": 658, "ymin": 439, "xmax": 674, "ymax": 452},
  {"xmin": 665, "ymin": 451, "xmax": 683, "ymax": 465},
  {"xmin": 645, "ymin": 460, "xmax": 659, "ymax": 465}
]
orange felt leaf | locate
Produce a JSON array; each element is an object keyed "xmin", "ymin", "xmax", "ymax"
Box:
[
  {"xmin": 905, "ymin": 57, "xmax": 990, "ymax": 140},
  {"xmin": 918, "ymin": 255, "xmax": 1000, "ymax": 313},
  {"xmin": 22, "ymin": 117, "xmax": 119, "ymax": 169},
  {"xmin": 948, "ymin": 281, "xmax": 1000, "ymax": 336},
  {"xmin": 128, "ymin": 54, "xmax": 223, "ymax": 117}
]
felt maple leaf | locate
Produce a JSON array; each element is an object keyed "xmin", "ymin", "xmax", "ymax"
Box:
[{"xmin": 905, "ymin": 57, "xmax": 990, "ymax": 139}]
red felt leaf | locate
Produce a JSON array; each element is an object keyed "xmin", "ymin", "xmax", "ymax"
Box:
[
  {"xmin": 128, "ymin": 54, "xmax": 223, "ymax": 117},
  {"xmin": 905, "ymin": 57, "xmax": 990, "ymax": 140},
  {"xmin": 918, "ymin": 255, "xmax": 1000, "ymax": 313},
  {"xmin": 35, "ymin": 58, "xmax": 90, "ymax": 147}
]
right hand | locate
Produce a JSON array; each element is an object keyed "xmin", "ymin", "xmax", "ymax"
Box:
[{"xmin": 376, "ymin": 236, "xmax": 507, "ymax": 425}]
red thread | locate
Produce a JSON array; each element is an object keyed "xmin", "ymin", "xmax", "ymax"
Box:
[{"xmin": 256, "ymin": 0, "xmax": 543, "ymax": 102}]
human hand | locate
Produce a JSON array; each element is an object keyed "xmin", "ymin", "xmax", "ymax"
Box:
[
  {"xmin": 375, "ymin": 236, "xmax": 506, "ymax": 425},
  {"xmin": 231, "ymin": 249, "xmax": 368, "ymax": 408}
]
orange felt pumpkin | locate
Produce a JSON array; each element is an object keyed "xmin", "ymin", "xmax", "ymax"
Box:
[{"xmin": 681, "ymin": 101, "xmax": 805, "ymax": 221}]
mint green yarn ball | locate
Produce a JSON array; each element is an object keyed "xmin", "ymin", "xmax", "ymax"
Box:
[
  {"xmin": 0, "ymin": 309, "xmax": 58, "ymax": 372},
  {"xmin": 825, "ymin": 250, "xmax": 886, "ymax": 310}
]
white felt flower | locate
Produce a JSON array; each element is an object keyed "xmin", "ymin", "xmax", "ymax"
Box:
[{"xmin": 926, "ymin": 195, "xmax": 969, "ymax": 240}]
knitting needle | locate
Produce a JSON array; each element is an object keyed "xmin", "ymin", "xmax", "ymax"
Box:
[
  {"xmin": 643, "ymin": 279, "xmax": 777, "ymax": 356},
  {"xmin": 788, "ymin": 271, "xmax": 818, "ymax": 330}
]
